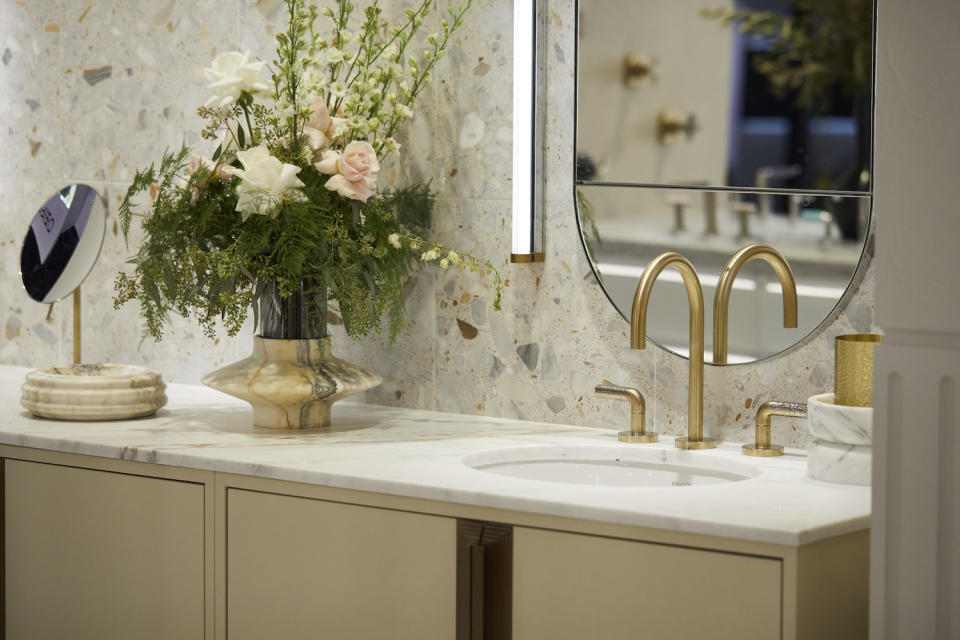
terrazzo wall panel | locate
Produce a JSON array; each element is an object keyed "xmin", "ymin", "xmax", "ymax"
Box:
[{"xmin": 0, "ymin": 0, "xmax": 878, "ymax": 447}]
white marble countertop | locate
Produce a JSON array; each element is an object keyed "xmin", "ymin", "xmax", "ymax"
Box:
[{"xmin": 0, "ymin": 366, "xmax": 869, "ymax": 546}]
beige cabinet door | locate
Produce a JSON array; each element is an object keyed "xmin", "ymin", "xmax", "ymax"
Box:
[
  {"xmin": 514, "ymin": 527, "xmax": 782, "ymax": 640},
  {"xmin": 4, "ymin": 459, "xmax": 205, "ymax": 640},
  {"xmin": 226, "ymin": 488, "xmax": 456, "ymax": 640}
]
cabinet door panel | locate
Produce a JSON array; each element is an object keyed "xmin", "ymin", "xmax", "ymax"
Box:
[
  {"xmin": 4, "ymin": 459, "xmax": 205, "ymax": 640},
  {"xmin": 514, "ymin": 527, "xmax": 781, "ymax": 640},
  {"xmin": 226, "ymin": 488, "xmax": 456, "ymax": 640}
]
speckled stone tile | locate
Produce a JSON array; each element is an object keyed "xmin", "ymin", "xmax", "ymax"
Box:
[
  {"xmin": 0, "ymin": 1, "xmax": 61, "ymax": 34},
  {"xmin": 60, "ymin": 0, "xmax": 236, "ymax": 182},
  {"xmin": 238, "ymin": 0, "xmax": 284, "ymax": 54},
  {"xmin": 430, "ymin": 196, "xmax": 659, "ymax": 430},
  {"xmin": 542, "ymin": 0, "xmax": 576, "ymax": 204},
  {"xmin": 0, "ymin": 23, "xmax": 60, "ymax": 178},
  {"xmin": 433, "ymin": 0, "xmax": 513, "ymax": 202}
]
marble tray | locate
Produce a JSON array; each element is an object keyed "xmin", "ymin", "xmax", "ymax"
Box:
[{"xmin": 20, "ymin": 364, "xmax": 167, "ymax": 421}]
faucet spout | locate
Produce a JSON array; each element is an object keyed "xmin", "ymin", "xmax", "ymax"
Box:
[
  {"xmin": 630, "ymin": 252, "xmax": 716, "ymax": 450},
  {"xmin": 713, "ymin": 244, "xmax": 798, "ymax": 364}
]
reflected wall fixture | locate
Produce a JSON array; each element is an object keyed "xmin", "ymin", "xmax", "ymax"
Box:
[{"xmin": 511, "ymin": 0, "xmax": 545, "ymax": 263}]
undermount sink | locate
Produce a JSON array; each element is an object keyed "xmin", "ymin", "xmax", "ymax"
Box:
[{"xmin": 464, "ymin": 445, "xmax": 759, "ymax": 487}]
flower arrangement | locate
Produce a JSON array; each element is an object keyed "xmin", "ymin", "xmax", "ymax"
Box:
[{"xmin": 115, "ymin": 0, "xmax": 500, "ymax": 343}]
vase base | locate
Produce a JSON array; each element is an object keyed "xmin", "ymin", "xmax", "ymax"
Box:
[{"xmin": 202, "ymin": 336, "xmax": 381, "ymax": 430}]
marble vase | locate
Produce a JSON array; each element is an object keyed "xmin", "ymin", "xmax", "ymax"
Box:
[{"xmin": 202, "ymin": 336, "xmax": 382, "ymax": 429}]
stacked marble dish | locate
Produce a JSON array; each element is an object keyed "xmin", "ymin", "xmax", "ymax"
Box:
[
  {"xmin": 805, "ymin": 392, "xmax": 872, "ymax": 486},
  {"xmin": 21, "ymin": 364, "xmax": 167, "ymax": 421}
]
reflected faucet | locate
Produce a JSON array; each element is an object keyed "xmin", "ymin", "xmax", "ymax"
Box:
[
  {"xmin": 713, "ymin": 244, "xmax": 799, "ymax": 364},
  {"xmin": 631, "ymin": 252, "xmax": 717, "ymax": 450}
]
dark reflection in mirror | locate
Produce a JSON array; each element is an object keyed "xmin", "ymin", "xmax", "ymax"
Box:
[
  {"xmin": 20, "ymin": 184, "xmax": 105, "ymax": 303},
  {"xmin": 576, "ymin": 0, "xmax": 874, "ymax": 196}
]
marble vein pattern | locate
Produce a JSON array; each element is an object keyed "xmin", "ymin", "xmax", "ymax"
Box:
[
  {"xmin": 20, "ymin": 363, "xmax": 167, "ymax": 420},
  {"xmin": 0, "ymin": 365, "xmax": 869, "ymax": 546},
  {"xmin": 807, "ymin": 439, "xmax": 872, "ymax": 486},
  {"xmin": 201, "ymin": 336, "xmax": 382, "ymax": 429},
  {"xmin": 806, "ymin": 392, "xmax": 873, "ymax": 445},
  {"xmin": 0, "ymin": 0, "xmax": 878, "ymax": 449}
]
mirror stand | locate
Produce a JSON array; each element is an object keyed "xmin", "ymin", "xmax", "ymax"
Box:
[{"xmin": 72, "ymin": 285, "xmax": 81, "ymax": 365}]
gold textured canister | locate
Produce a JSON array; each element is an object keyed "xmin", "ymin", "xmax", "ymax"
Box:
[{"xmin": 834, "ymin": 334, "xmax": 884, "ymax": 407}]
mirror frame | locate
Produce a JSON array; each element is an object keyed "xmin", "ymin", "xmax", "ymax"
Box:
[
  {"xmin": 571, "ymin": 0, "xmax": 878, "ymax": 366},
  {"xmin": 19, "ymin": 183, "xmax": 107, "ymax": 305}
]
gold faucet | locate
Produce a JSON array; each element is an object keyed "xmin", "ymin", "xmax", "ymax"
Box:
[
  {"xmin": 595, "ymin": 384, "xmax": 657, "ymax": 443},
  {"xmin": 713, "ymin": 244, "xmax": 798, "ymax": 364},
  {"xmin": 631, "ymin": 252, "xmax": 716, "ymax": 450},
  {"xmin": 743, "ymin": 400, "xmax": 807, "ymax": 457}
]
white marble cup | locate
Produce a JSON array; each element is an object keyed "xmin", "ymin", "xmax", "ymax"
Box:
[
  {"xmin": 805, "ymin": 393, "xmax": 873, "ymax": 486},
  {"xmin": 807, "ymin": 392, "xmax": 873, "ymax": 445},
  {"xmin": 21, "ymin": 364, "xmax": 167, "ymax": 420},
  {"xmin": 807, "ymin": 439, "xmax": 872, "ymax": 486}
]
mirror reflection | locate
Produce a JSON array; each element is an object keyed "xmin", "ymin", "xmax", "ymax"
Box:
[
  {"xmin": 20, "ymin": 184, "xmax": 106, "ymax": 304},
  {"xmin": 579, "ymin": 185, "xmax": 868, "ymax": 363},
  {"xmin": 576, "ymin": 0, "xmax": 874, "ymax": 194}
]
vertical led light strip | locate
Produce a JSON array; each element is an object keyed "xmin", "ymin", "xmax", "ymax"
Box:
[{"xmin": 511, "ymin": 0, "xmax": 545, "ymax": 263}]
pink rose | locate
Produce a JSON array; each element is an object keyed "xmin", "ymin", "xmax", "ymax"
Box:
[
  {"xmin": 314, "ymin": 141, "xmax": 380, "ymax": 202},
  {"xmin": 303, "ymin": 97, "xmax": 332, "ymax": 153},
  {"xmin": 187, "ymin": 154, "xmax": 231, "ymax": 180},
  {"xmin": 306, "ymin": 97, "xmax": 332, "ymax": 134},
  {"xmin": 302, "ymin": 98, "xmax": 350, "ymax": 153}
]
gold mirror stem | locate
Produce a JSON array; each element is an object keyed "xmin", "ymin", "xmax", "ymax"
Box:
[
  {"xmin": 713, "ymin": 244, "xmax": 798, "ymax": 364},
  {"xmin": 73, "ymin": 285, "xmax": 81, "ymax": 365}
]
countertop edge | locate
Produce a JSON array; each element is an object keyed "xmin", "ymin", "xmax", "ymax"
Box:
[{"xmin": 0, "ymin": 431, "xmax": 867, "ymax": 547}]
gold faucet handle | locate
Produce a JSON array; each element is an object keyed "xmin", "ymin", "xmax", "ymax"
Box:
[
  {"xmin": 743, "ymin": 400, "xmax": 807, "ymax": 457},
  {"xmin": 595, "ymin": 384, "xmax": 658, "ymax": 443}
]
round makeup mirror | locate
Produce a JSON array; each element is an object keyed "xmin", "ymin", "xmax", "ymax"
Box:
[
  {"xmin": 20, "ymin": 183, "xmax": 106, "ymax": 304},
  {"xmin": 16, "ymin": 184, "xmax": 168, "ymax": 421}
]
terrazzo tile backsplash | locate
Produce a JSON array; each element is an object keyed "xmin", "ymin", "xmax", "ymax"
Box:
[{"xmin": 0, "ymin": 0, "xmax": 878, "ymax": 446}]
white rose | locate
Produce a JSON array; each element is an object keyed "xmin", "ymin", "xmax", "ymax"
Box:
[
  {"xmin": 227, "ymin": 145, "xmax": 305, "ymax": 219},
  {"xmin": 388, "ymin": 233, "xmax": 402, "ymax": 249},
  {"xmin": 204, "ymin": 51, "xmax": 269, "ymax": 111}
]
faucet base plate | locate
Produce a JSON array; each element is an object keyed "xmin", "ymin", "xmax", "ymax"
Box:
[
  {"xmin": 674, "ymin": 437, "xmax": 718, "ymax": 450},
  {"xmin": 618, "ymin": 431, "xmax": 659, "ymax": 443},
  {"xmin": 742, "ymin": 443, "xmax": 784, "ymax": 457}
]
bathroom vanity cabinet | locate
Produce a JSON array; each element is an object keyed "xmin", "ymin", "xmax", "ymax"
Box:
[{"xmin": 0, "ymin": 445, "xmax": 868, "ymax": 640}]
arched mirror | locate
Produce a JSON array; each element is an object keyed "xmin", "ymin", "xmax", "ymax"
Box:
[{"xmin": 575, "ymin": 0, "xmax": 875, "ymax": 364}]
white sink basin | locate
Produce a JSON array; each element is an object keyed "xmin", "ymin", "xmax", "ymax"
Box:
[{"xmin": 464, "ymin": 445, "xmax": 759, "ymax": 487}]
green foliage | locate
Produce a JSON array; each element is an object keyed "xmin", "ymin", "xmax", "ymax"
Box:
[
  {"xmin": 701, "ymin": 0, "xmax": 872, "ymax": 111},
  {"xmin": 116, "ymin": 155, "xmax": 496, "ymax": 342}
]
